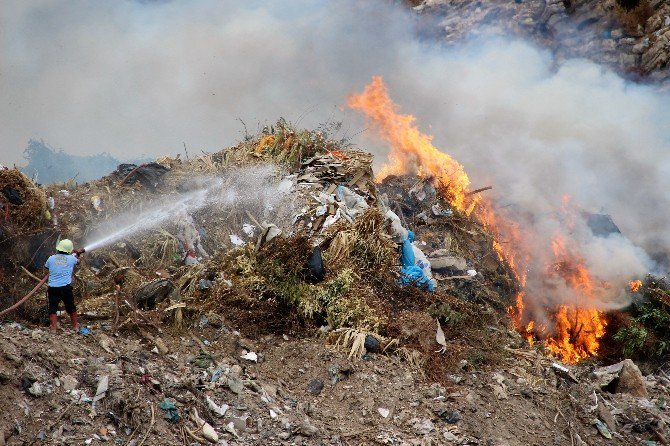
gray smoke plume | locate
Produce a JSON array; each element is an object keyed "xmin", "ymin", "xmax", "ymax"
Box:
[{"xmin": 2, "ymin": 0, "xmax": 669, "ymax": 311}]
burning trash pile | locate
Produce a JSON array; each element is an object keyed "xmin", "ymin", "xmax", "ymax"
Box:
[
  {"xmin": 3, "ymin": 84, "xmax": 670, "ymax": 445},
  {"xmin": 0, "ymin": 118, "xmax": 503, "ymax": 369},
  {"xmin": 1, "ymin": 76, "xmax": 667, "ymax": 376},
  {"xmin": 1, "ymin": 77, "xmax": 666, "ymax": 372}
]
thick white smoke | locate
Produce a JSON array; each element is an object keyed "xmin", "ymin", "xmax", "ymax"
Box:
[{"xmin": 2, "ymin": 0, "xmax": 668, "ymax": 308}]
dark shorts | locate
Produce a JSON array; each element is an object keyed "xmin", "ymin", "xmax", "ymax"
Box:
[{"xmin": 47, "ymin": 285, "xmax": 76, "ymax": 315}]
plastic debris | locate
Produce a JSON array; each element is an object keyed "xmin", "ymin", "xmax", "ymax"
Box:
[
  {"xmin": 229, "ymin": 234, "xmax": 245, "ymax": 246},
  {"xmin": 306, "ymin": 246, "xmax": 325, "ymax": 283},
  {"xmin": 435, "ymin": 319, "xmax": 447, "ymax": 354},
  {"xmin": 592, "ymin": 419, "xmax": 612, "ymax": 439},
  {"xmin": 159, "ymin": 399, "xmax": 180, "ymax": 423},
  {"xmin": 399, "ymin": 230, "xmax": 435, "ymax": 292},
  {"xmin": 206, "ymin": 396, "xmax": 229, "ymax": 418},
  {"xmin": 93, "ymin": 375, "xmax": 109, "ymax": 404},
  {"xmin": 335, "ymin": 185, "xmax": 369, "ymax": 220},
  {"xmin": 241, "ymin": 351, "xmax": 258, "ymax": 362},
  {"xmin": 91, "ymin": 195, "xmax": 103, "ymax": 212},
  {"xmin": 191, "ymin": 408, "xmax": 218, "ymax": 442},
  {"xmin": 242, "ymin": 223, "xmax": 255, "ymax": 237},
  {"xmin": 198, "ymin": 279, "xmax": 213, "ymax": 290},
  {"xmin": 431, "ymin": 203, "xmax": 453, "ymax": 217}
]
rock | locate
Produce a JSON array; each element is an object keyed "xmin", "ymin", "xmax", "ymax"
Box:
[
  {"xmin": 364, "ymin": 335, "xmax": 380, "ymax": 353},
  {"xmin": 227, "ymin": 416, "xmax": 250, "ymax": 433},
  {"xmin": 597, "ymin": 402, "xmax": 616, "ymax": 432},
  {"xmin": 2, "ymin": 341, "xmax": 21, "ymax": 363},
  {"xmin": 573, "ymin": 432, "xmax": 588, "ymax": 446},
  {"xmin": 443, "ymin": 430, "xmax": 458, "ymax": 441},
  {"xmin": 378, "ymin": 407, "xmax": 390, "ymax": 418},
  {"xmin": 278, "ymin": 431, "xmax": 291, "ymax": 440},
  {"xmin": 0, "ymin": 364, "xmax": 13, "ymax": 384},
  {"xmin": 61, "ymin": 375, "xmax": 78, "ymax": 392},
  {"xmin": 152, "ymin": 337, "xmax": 169, "ymax": 354},
  {"xmin": 632, "ymin": 42, "xmax": 648, "ymax": 54},
  {"xmin": 296, "ymin": 418, "xmax": 318, "ymax": 436},
  {"xmin": 428, "ymin": 251, "xmax": 467, "ymax": 271},
  {"xmin": 619, "ymin": 53, "xmax": 640, "ymax": 68},
  {"xmin": 412, "ymin": 418, "xmax": 435, "ymax": 435},
  {"xmin": 306, "ymin": 379, "xmax": 324, "ymax": 395},
  {"xmin": 616, "ymin": 359, "xmax": 647, "ymax": 397},
  {"xmin": 227, "ymin": 376, "xmax": 244, "ymax": 395},
  {"xmin": 435, "ymin": 409, "xmax": 461, "ymax": 424}
]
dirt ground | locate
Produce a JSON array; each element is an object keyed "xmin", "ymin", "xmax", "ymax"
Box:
[{"xmin": 0, "ymin": 310, "xmax": 665, "ymax": 446}]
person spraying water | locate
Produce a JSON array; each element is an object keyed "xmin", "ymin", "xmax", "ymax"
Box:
[{"xmin": 44, "ymin": 239, "xmax": 85, "ymax": 333}]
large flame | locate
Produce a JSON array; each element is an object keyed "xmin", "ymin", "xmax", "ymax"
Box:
[
  {"xmin": 349, "ymin": 76, "xmax": 609, "ymax": 364},
  {"xmin": 544, "ymin": 233, "xmax": 607, "ymax": 362},
  {"xmin": 347, "ymin": 76, "xmax": 473, "ymax": 213}
]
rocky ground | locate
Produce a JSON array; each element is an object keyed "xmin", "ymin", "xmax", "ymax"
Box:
[
  {"xmin": 412, "ymin": 0, "xmax": 670, "ymax": 85},
  {"xmin": 0, "ymin": 311, "xmax": 668, "ymax": 445}
]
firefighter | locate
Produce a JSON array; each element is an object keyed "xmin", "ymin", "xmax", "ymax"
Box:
[{"xmin": 44, "ymin": 239, "xmax": 83, "ymax": 333}]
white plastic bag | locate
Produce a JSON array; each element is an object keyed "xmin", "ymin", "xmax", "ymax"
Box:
[
  {"xmin": 412, "ymin": 244, "xmax": 433, "ymax": 279},
  {"xmin": 385, "ymin": 209, "xmax": 408, "ymax": 243}
]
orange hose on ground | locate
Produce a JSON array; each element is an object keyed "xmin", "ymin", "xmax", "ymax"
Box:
[{"xmin": 0, "ymin": 274, "xmax": 48, "ymax": 317}]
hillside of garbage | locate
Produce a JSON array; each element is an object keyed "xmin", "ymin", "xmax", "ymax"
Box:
[{"xmin": 1, "ymin": 120, "xmax": 670, "ymax": 445}]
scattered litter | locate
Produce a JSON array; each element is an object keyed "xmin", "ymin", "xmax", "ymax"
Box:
[
  {"xmin": 198, "ymin": 279, "xmax": 213, "ymax": 290},
  {"xmin": 159, "ymin": 399, "xmax": 180, "ymax": 423},
  {"xmin": 229, "ymin": 234, "xmax": 245, "ymax": 246},
  {"xmin": 242, "ymin": 223, "xmax": 255, "ymax": 237},
  {"xmin": 240, "ymin": 351, "xmax": 258, "ymax": 362},
  {"xmin": 435, "ymin": 319, "xmax": 447, "ymax": 354},
  {"xmin": 93, "ymin": 375, "xmax": 109, "ymax": 404},
  {"xmin": 91, "ymin": 195, "xmax": 103, "ymax": 212},
  {"xmin": 431, "ymin": 203, "xmax": 453, "ymax": 217},
  {"xmin": 191, "ymin": 408, "xmax": 218, "ymax": 442},
  {"xmin": 206, "ymin": 396, "xmax": 229, "ymax": 418},
  {"xmin": 592, "ymin": 419, "xmax": 612, "ymax": 439}
]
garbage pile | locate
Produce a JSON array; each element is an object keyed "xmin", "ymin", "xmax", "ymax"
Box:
[
  {"xmin": 5, "ymin": 122, "xmax": 670, "ymax": 445},
  {"xmin": 0, "ymin": 119, "xmax": 518, "ymax": 376},
  {"xmin": 378, "ymin": 175, "xmax": 517, "ymax": 309}
]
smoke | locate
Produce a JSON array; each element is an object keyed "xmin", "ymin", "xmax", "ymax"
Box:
[
  {"xmin": 0, "ymin": 0, "xmax": 412, "ymax": 166},
  {"xmin": 3, "ymin": 0, "xmax": 669, "ymax": 308}
]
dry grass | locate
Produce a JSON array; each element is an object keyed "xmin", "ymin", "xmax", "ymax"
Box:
[{"xmin": 0, "ymin": 169, "xmax": 48, "ymax": 230}]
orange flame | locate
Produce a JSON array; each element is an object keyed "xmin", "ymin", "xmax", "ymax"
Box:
[
  {"xmin": 349, "ymin": 76, "xmax": 610, "ymax": 364},
  {"xmin": 544, "ymin": 233, "xmax": 607, "ymax": 362},
  {"xmin": 629, "ymin": 280, "xmax": 642, "ymax": 292},
  {"xmin": 347, "ymin": 76, "xmax": 473, "ymax": 213}
]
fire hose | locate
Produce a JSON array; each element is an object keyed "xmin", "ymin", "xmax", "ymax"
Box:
[
  {"xmin": 0, "ymin": 249, "xmax": 85, "ymax": 318},
  {"xmin": 0, "ymin": 274, "xmax": 48, "ymax": 317}
]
